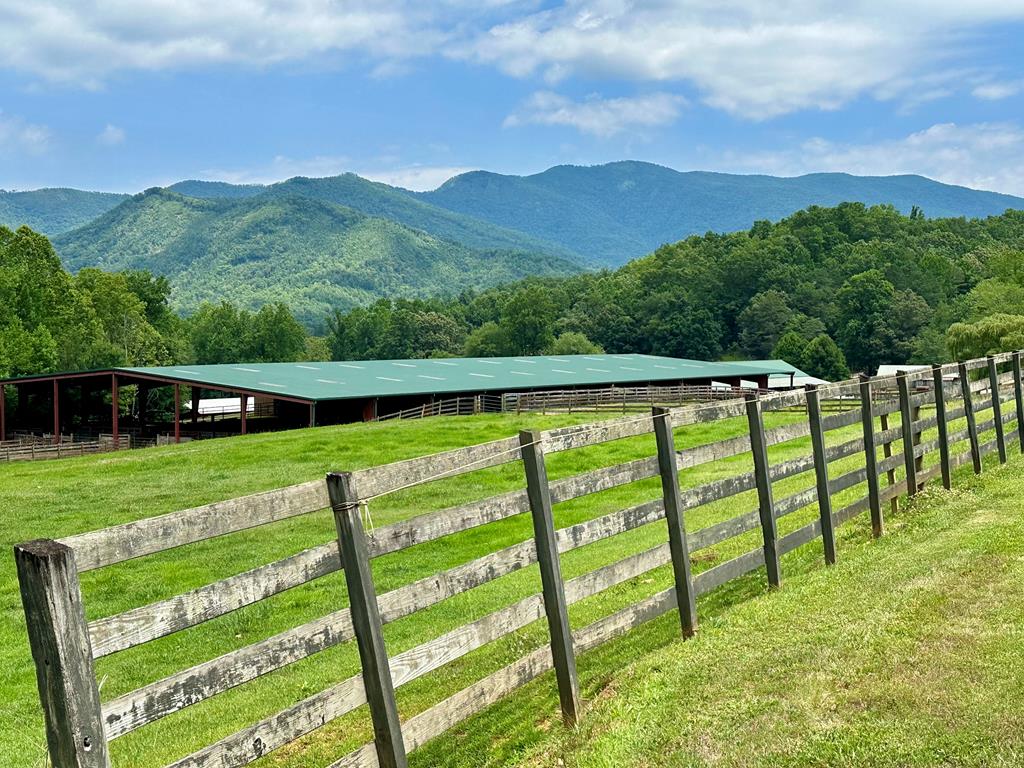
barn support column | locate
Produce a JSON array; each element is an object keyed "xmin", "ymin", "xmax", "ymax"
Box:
[
  {"xmin": 137, "ymin": 384, "xmax": 148, "ymax": 431},
  {"xmin": 52, "ymin": 380, "xmax": 60, "ymax": 444},
  {"xmin": 111, "ymin": 374, "xmax": 120, "ymax": 449},
  {"xmin": 1, "ymin": 383, "xmax": 6, "ymax": 442},
  {"xmin": 174, "ymin": 384, "xmax": 181, "ymax": 444},
  {"xmin": 309, "ymin": 402, "xmax": 317, "ymax": 428},
  {"xmin": 240, "ymin": 394, "xmax": 248, "ymax": 435},
  {"xmin": 191, "ymin": 387, "xmax": 199, "ymax": 427}
]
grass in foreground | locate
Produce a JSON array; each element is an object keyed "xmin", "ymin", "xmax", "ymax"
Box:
[
  {"xmin": 0, "ymin": 403, "xmax": 1001, "ymax": 767},
  {"xmin": 449, "ymin": 451, "xmax": 1024, "ymax": 768}
]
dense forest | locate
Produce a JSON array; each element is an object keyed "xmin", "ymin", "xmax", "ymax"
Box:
[
  {"xmin": 53, "ymin": 188, "xmax": 580, "ymax": 327},
  {"xmin": 3, "ymin": 202, "xmax": 1024, "ymax": 383}
]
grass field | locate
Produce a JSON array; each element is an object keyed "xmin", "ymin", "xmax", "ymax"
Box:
[{"xmin": 0, "ymin": 403, "xmax": 1015, "ymax": 767}]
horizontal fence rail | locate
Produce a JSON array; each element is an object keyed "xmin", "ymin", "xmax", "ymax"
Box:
[{"xmin": 14, "ymin": 352, "xmax": 1022, "ymax": 768}]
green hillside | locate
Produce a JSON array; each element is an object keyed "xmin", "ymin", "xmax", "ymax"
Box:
[
  {"xmin": 54, "ymin": 189, "xmax": 580, "ymax": 328},
  {"xmin": 417, "ymin": 161, "xmax": 1024, "ymax": 265},
  {"xmin": 176, "ymin": 173, "xmax": 576, "ymax": 258},
  {"xmin": 0, "ymin": 187, "xmax": 128, "ymax": 235},
  {"xmin": 270, "ymin": 174, "xmax": 577, "ymax": 256}
]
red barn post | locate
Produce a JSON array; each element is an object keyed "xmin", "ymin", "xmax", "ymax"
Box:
[
  {"xmin": 111, "ymin": 374, "xmax": 120, "ymax": 449},
  {"xmin": 174, "ymin": 383, "xmax": 181, "ymax": 444}
]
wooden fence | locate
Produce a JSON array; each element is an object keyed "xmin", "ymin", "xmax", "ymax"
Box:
[
  {"xmin": 2, "ymin": 434, "xmax": 130, "ymax": 462},
  {"xmin": 14, "ymin": 352, "xmax": 1023, "ymax": 768}
]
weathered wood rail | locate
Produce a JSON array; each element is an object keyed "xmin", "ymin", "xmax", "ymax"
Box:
[{"xmin": 15, "ymin": 352, "xmax": 1023, "ymax": 768}]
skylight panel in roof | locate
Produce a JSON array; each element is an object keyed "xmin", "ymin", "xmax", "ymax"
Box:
[
  {"xmin": 296, "ymin": 365, "xmax": 321, "ymax": 370},
  {"xmin": 469, "ymin": 372, "xmax": 494, "ymax": 378},
  {"xmin": 553, "ymin": 369, "xmax": 574, "ymax": 374},
  {"xmin": 417, "ymin": 375, "xmax": 445, "ymax": 381},
  {"xmin": 433, "ymin": 361, "xmax": 458, "ymax": 366},
  {"xmin": 337, "ymin": 363, "xmax": 365, "ymax": 369},
  {"xmin": 477, "ymin": 360, "xmax": 501, "ymax": 365},
  {"xmin": 620, "ymin": 366, "xmax": 642, "ymax": 371},
  {"xmin": 376, "ymin": 376, "xmax": 402, "ymax": 382},
  {"xmin": 233, "ymin": 367, "xmax": 260, "ymax": 372},
  {"xmin": 510, "ymin": 371, "xmax": 534, "ymax": 376},
  {"xmin": 393, "ymin": 362, "xmax": 416, "ymax": 368},
  {"xmin": 582, "ymin": 356, "xmax": 605, "ymax": 361},
  {"xmin": 586, "ymin": 367, "xmax": 610, "ymax": 373},
  {"xmin": 316, "ymin": 379, "xmax": 344, "ymax": 384},
  {"xmin": 258, "ymin": 382, "xmax": 287, "ymax": 388}
]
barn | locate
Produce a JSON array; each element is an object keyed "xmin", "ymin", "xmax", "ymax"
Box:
[{"xmin": 0, "ymin": 354, "xmax": 800, "ymax": 444}]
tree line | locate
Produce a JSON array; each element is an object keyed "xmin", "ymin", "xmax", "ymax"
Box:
[{"xmin": 3, "ymin": 201, "xmax": 1024, "ymax": 384}]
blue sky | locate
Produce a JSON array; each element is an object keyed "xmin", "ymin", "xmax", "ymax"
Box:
[{"xmin": 2, "ymin": 1, "xmax": 1024, "ymax": 194}]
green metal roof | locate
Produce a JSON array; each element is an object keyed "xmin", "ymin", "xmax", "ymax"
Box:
[{"xmin": 115, "ymin": 355, "xmax": 799, "ymax": 402}]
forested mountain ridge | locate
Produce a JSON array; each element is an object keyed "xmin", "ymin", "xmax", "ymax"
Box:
[
  {"xmin": 416, "ymin": 162, "xmax": 1024, "ymax": 265},
  {"xmin": 158, "ymin": 174, "xmax": 576, "ymax": 257},
  {"xmin": 0, "ymin": 187, "xmax": 129, "ymax": 235},
  {"xmin": 54, "ymin": 188, "xmax": 580, "ymax": 328},
  {"xmin": 8, "ymin": 163, "xmax": 1022, "ymax": 268}
]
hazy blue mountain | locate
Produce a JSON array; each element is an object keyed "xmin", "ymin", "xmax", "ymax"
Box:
[
  {"xmin": 53, "ymin": 189, "xmax": 580, "ymax": 328},
  {"xmin": 416, "ymin": 161, "xmax": 1024, "ymax": 264},
  {"xmin": 0, "ymin": 188, "xmax": 129, "ymax": 235}
]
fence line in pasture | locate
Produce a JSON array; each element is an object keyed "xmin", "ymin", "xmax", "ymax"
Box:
[
  {"xmin": 14, "ymin": 352, "xmax": 1022, "ymax": 768},
  {"xmin": 1, "ymin": 434, "xmax": 131, "ymax": 462}
]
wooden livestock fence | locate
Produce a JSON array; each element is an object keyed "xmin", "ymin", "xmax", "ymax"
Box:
[
  {"xmin": 374, "ymin": 395, "xmax": 504, "ymax": 421},
  {"xmin": 14, "ymin": 352, "xmax": 1024, "ymax": 768},
  {"xmin": 375, "ymin": 384, "xmax": 802, "ymax": 422},
  {"xmin": 506, "ymin": 383, "xmax": 775, "ymax": 414},
  {"xmin": 2, "ymin": 434, "xmax": 130, "ymax": 462}
]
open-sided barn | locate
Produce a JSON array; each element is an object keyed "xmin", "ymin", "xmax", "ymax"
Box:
[{"xmin": 0, "ymin": 354, "xmax": 799, "ymax": 444}]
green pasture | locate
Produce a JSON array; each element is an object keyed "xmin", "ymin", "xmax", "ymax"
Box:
[{"xmin": 0, "ymin": 399, "xmax": 1006, "ymax": 768}]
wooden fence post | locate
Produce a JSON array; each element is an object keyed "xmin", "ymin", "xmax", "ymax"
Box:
[
  {"xmin": 958, "ymin": 362, "xmax": 982, "ymax": 474},
  {"xmin": 14, "ymin": 540, "xmax": 110, "ymax": 768},
  {"xmin": 932, "ymin": 364, "xmax": 952, "ymax": 490},
  {"xmin": 859, "ymin": 374, "xmax": 884, "ymax": 538},
  {"xmin": 326, "ymin": 473, "xmax": 407, "ymax": 768},
  {"xmin": 896, "ymin": 371, "xmax": 918, "ymax": 497},
  {"xmin": 519, "ymin": 429, "xmax": 581, "ymax": 726},
  {"xmin": 651, "ymin": 407, "xmax": 698, "ymax": 637},
  {"xmin": 804, "ymin": 386, "xmax": 837, "ymax": 565},
  {"xmin": 744, "ymin": 394, "xmax": 781, "ymax": 588},
  {"xmin": 1014, "ymin": 351, "xmax": 1024, "ymax": 454},
  {"xmin": 987, "ymin": 355, "xmax": 1007, "ymax": 464}
]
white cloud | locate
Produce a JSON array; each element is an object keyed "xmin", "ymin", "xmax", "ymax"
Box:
[
  {"xmin": 358, "ymin": 165, "xmax": 476, "ymax": 191},
  {"xmin": 0, "ymin": 111, "xmax": 50, "ymax": 154},
  {"xmin": 715, "ymin": 122, "xmax": 1024, "ymax": 197},
  {"xmin": 1, "ymin": 1, "xmax": 1022, "ymax": 122},
  {"xmin": 504, "ymin": 91, "xmax": 685, "ymax": 136},
  {"xmin": 97, "ymin": 123, "xmax": 125, "ymax": 145},
  {"xmin": 973, "ymin": 80, "xmax": 1024, "ymax": 100},
  {"xmin": 0, "ymin": 0, "xmax": 448, "ymax": 84},
  {"xmin": 454, "ymin": 1, "xmax": 1024, "ymax": 119}
]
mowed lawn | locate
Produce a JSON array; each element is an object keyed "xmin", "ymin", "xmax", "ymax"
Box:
[{"xmin": 0, "ymin": 403, "xmax": 1015, "ymax": 767}]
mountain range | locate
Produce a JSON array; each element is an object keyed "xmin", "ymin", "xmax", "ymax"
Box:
[{"xmin": 4, "ymin": 161, "xmax": 1023, "ymax": 326}]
